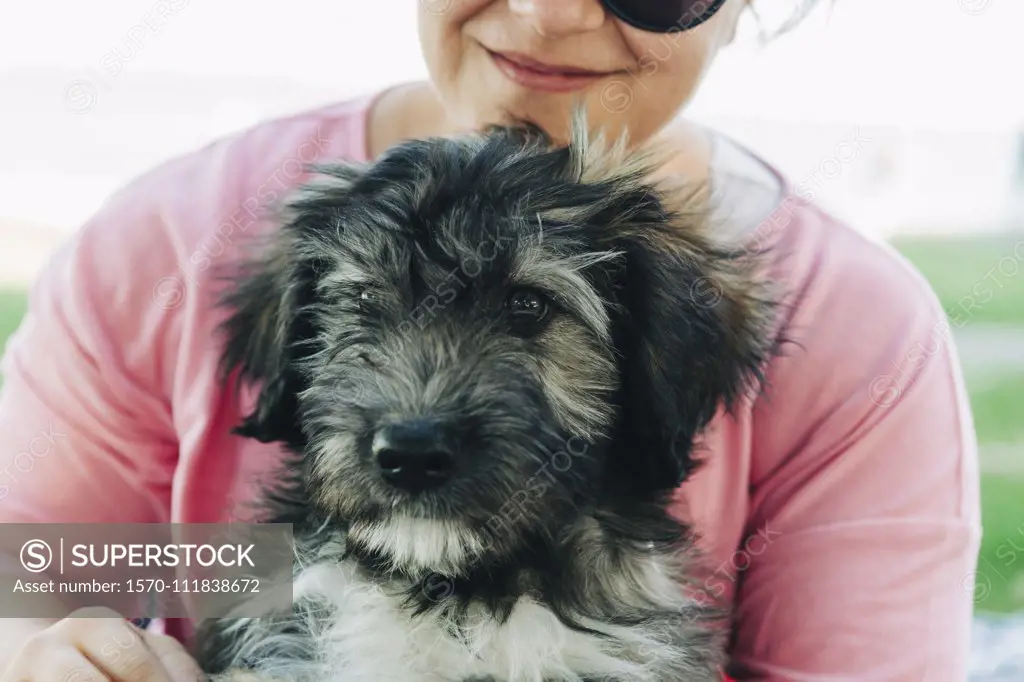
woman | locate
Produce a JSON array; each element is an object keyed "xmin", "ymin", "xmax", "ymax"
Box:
[{"xmin": 0, "ymin": 1, "xmax": 981, "ymax": 680}]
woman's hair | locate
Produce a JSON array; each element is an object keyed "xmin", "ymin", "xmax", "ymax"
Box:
[{"xmin": 748, "ymin": 0, "xmax": 835, "ymax": 40}]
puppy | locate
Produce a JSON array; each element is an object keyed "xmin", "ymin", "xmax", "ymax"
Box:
[{"xmin": 194, "ymin": 115, "xmax": 778, "ymax": 682}]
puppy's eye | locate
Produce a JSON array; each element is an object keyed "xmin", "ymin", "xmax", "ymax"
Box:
[
  {"xmin": 506, "ymin": 288, "xmax": 552, "ymax": 337},
  {"xmin": 357, "ymin": 287, "xmax": 378, "ymax": 310}
]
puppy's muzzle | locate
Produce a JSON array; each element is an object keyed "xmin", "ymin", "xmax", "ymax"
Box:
[{"xmin": 372, "ymin": 419, "xmax": 458, "ymax": 493}]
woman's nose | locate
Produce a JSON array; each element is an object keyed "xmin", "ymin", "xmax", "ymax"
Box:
[{"xmin": 508, "ymin": 0, "xmax": 606, "ymax": 38}]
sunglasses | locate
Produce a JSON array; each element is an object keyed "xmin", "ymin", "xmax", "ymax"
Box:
[{"xmin": 602, "ymin": 0, "xmax": 728, "ymax": 33}]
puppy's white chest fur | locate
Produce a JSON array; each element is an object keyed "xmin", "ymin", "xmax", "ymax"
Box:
[{"xmin": 294, "ymin": 562, "xmax": 656, "ymax": 682}]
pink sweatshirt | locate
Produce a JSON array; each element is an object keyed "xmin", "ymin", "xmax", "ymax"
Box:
[{"xmin": 0, "ymin": 91, "xmax": 981, "ymax": 680}]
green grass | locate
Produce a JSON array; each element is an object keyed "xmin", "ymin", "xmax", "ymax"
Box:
[
  {"xmin": 966, "ymin": 371, "xmax": 1024, "ymax": 447},
  {"xmin": 892, "ymin": 233, "xmax": 1024, "ymax": 327},
  {"xmin": 965, "ymin": 370, "xmax": 1024, "ymax": 614},
  {"xmin": 976, "ymin": 472, "xmax": 1024, "ymax": 614},
  {"xmin": 0, "ymin": 288, "xmax": 28, "ymax": 353}
]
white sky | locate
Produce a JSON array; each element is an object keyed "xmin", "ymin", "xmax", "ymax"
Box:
[{"xmin": 0, "ymin": 0, "xmax": 1021, "ymax": 131}]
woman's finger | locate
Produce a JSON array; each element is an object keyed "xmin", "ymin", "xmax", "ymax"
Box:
[
  {"xmin": 136, "ymin": 630, "xmax": 203, "ymax": 682},
  {"xmin": 35, "ymin": 648, "xmax": 107, "ymax": 682},
  {"xmin": 58, "ymin": 617, "xmax": 171, "ymax": 682}
]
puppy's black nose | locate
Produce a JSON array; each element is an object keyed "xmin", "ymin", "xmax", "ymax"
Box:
[{"xmin": 373, "ymin": 421, "xmax": 456, "ymax": 492}]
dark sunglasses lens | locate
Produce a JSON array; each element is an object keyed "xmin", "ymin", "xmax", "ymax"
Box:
[{"xmin": 604, "ymin": 0, "xmax": 727, "ymax": 32}]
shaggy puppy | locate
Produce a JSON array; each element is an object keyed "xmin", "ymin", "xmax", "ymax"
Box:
[{"xmin": 194, "ymin": 116, "xmax": 778, "ymax": 682}]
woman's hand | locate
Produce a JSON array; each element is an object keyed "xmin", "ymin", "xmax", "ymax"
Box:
[{"xmin": 0, "ymin": 608, "xmax": 203, "ymax": 682}]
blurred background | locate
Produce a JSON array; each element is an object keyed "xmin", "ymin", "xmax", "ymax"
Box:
[{"xmin": 0, "ymin": 0, "xmax": 1022, "ymax": 676}]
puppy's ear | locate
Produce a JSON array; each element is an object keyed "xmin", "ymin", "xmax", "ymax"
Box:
[
  {"xmin": 607, "ymin": 204, "xmax": 779, "ymax": 493},
  {"xmin": 216, "ymin": 233, "xmax": 319, "ymax": 447},
  {"xmin": 565, "ymin": 118, "xmax": 779, "ymax": 492},
  {"xmin": 216, "ymin": 164, "xmax": 364, "ymax": 447}
]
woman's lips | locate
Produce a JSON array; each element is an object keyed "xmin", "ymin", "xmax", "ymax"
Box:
[{"xmin": 487, "ymin": 50, "xmax": 615, "ymax": 93}]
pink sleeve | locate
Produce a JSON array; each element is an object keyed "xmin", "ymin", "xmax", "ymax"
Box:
[
  {"xmin": 0, "ymin": 99, "xmax": 366, "ymax": 527},
  {"xmin": 0, "ymin": 186, "xmax": 180, "ymax": 524},
  {"xmin": 728, "ymin": 241, "xmax": 982, "ymax": 680}
]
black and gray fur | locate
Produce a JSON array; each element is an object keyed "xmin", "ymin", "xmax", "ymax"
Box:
[{"xmin": 194, "ymin": 115, "xmax": 779, "ymax": 682}]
